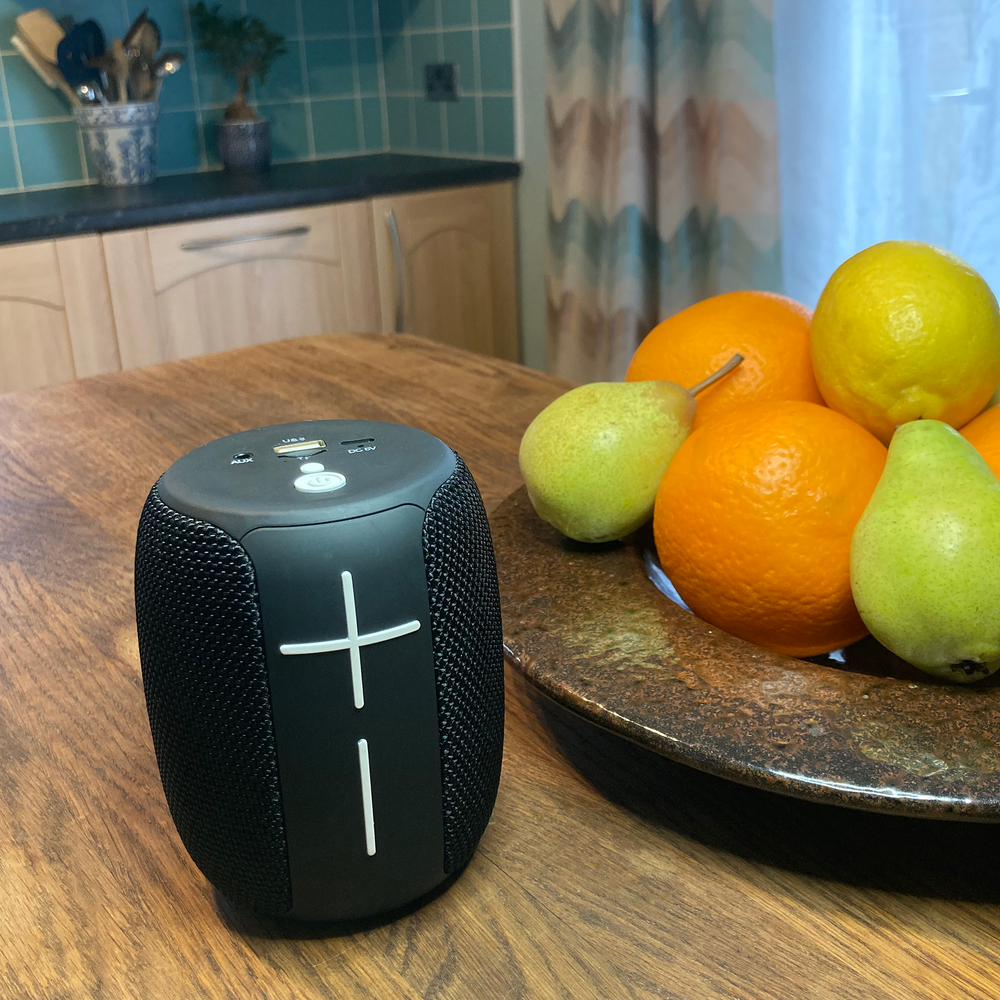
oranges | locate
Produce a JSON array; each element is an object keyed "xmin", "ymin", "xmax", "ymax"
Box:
[
  {"xmin": 961, "ymin": 405, "xmax": 1000, "ymax": 479},
  {"xmin": 653, "ymin": 401, "xmax": 887, "ymax": 657},
  {"xmin": 624, "ymin": 291, "xmax": 823, "ymax": 429}
]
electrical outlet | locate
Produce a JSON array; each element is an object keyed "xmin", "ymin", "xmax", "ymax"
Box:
[{"xmin": 425, "ymin": 63, "xmax": 459, "ymax": 101}]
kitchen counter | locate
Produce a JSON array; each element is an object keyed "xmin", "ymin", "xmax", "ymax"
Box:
[{"xmin": 0, "ymin": 153, "xmax": 520, "ymax": 245}]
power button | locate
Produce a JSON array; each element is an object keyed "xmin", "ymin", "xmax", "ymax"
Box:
[{"xmin": 294, "ymin": 471, "xmax": 346, "ymax": 493}]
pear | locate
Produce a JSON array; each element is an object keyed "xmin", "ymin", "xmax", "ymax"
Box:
[
  {"xmin": 851, "ymin": 419, "xmax": 1000, "ymax": 683},
  {"xmin": 519, "ymin": 356, "xmax": 742, "ymax": 543}
]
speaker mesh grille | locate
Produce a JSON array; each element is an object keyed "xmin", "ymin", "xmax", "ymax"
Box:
[
  {"xmin": 134, "ymin": 487, "xmax": 292, "ymax": 915},
  {"xmin": 423, "ymin": 456, "xmax": 505, "ymax": 874}
]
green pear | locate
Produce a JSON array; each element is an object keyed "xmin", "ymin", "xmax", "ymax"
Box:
[
  {"xmin": 851, "ymin": 419, "xmax": 1000, "ymax": 682},
  {"xmin": 519, "ymin": 356, "xmax": 742, "ymax": 543}
]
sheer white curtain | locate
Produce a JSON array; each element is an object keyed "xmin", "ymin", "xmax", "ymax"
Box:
[{"xmin": 774, "ymin": 0, "xmax": 1000, "ymax": 306}]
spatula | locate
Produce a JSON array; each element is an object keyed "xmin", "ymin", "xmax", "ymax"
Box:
[
  {"xmin": 14, "ymin": 8, "xmax": 64, "ymax": 64},
  {"xmin": 57, "ymin": 19, "xmax": 106, "ymax": 88}
]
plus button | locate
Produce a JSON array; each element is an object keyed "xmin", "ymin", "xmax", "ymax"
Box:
[{"xmin": 279, "ymin": 570, "xmax": 421, "ymax": 710}]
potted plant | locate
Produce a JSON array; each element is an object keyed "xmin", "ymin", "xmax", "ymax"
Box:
[{"xmin": 189, "ymin": 2, "xmax": 285, "ymax": 171}]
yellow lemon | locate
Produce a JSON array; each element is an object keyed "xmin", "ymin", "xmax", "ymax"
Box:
[{"xmin": 810, "ymin": 241, "xmax": 1000, "ymax": 444}]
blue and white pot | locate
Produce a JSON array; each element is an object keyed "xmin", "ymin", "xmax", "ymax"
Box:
[{"xmin": 74, "ymin": 102, "xmax": 159, "ymax": 187}]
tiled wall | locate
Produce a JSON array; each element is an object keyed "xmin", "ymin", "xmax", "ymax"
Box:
[
  {"xmin": 0, "ymin": 0, "xmax": 515, "ymax": 193},
  {"xmin": 378, "ymin": 0, "xmax": 514, "ymax": 159}
]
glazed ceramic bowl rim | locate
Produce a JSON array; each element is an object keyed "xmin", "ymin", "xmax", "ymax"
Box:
[{"xmin": 495, "ymin": 486, "xmax": 1000, "ymax": 822}]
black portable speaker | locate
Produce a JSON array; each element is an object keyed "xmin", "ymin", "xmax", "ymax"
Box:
[{"xmin": 133, "ymin": 420, "xmax": 504, "ymax": 921}]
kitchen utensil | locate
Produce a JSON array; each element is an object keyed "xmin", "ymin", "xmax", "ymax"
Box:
[
  {"xmin": 84, "ymin": 50, "xmax": 119, "ymax": 100},
  {"xmin": 123, "ymin": 8, "xmax": 154, "ymax": 51},
  {"xmin": 129, "ymin": 59, "xmax": 151, "ymax": 101},
  {"xmin": 122, "ymin": 8, "xmax": 160, "ymax": 100},
  {"xmin": 86, "ymin": 38, "xmax": 131, "ymax": 103},
  {"xmin": 149, "ymin": 50, "xmax": 184, "ymax": 100},
  {"xmin": 15, "ymin": 8, "xmax": 64, "ymax": 63},
  {"xmin": 133, "ymin": 17, "xmax": 160, "ymax": 65},
  {"xmin": 495, "ymin": 485, "xmax": 1000, "ymax": 821},
  {"xmin": 110, "ymin": 38, "xmax": 129, "ymax": 103},
  {"xmin": 123, "ymin": 8, "xmax": 146, "ymax": 44},
  {"xmin": 57, "ymin": 19, "xmax": 105, "ymax": 88},
  {"xmin": 75, "ymin": 81, "xmax": 108, "ymax": 106},
  {"xmin": 11, "ymin": 33, "xmax": 81, "ymax": 106}
]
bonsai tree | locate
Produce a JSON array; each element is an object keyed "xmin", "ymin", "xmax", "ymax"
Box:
[{"xmin": 189, "ymin": 2, "xmax": 285, "ymax": 121}]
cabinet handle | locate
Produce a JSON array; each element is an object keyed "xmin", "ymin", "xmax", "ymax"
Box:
[
  {"xmin": 180, "ymin": 225, "xmax": 310, "ymax": 251},
  {"xmin": 385, "ymin": 209, "xmax": 405, "ymax": 333}
]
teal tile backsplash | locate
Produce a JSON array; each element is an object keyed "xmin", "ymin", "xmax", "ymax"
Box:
[
  {"xmin": 0, "ymin": 0, "xmax": 515, "ymax": 193},
  {"xmin": 15, "ymin": 119, "xmax": 83, "ymax": 184},
  {"xmin": 445, "ymin": 96, "xmax": 477, "ymax": 154},
  {"xmin": 312, "ymin": 97, "xmax": 361, "ymax": 153},
  {"xmin": 478, "ymin": 26, "xmax": 512, "ymax": 92},
  {"xmin": 481, "ymin": 94, "xmax": 514, "ymax": 157},
  {"xmin": 305, "ymin": 39, "xmax": 356, "ymax": 95},
  {"xmin": 378, "ymin": 0, "xmax": 515, "ymax": 159},
  {"xmin": 440, "ymin": 0, "xmax": 472, "ymax": 29},
  {"xmin": 386, "ymin": 94, "xmax": 410, "ymax": 147},
  {"xmin": 360, "ymin": 95, "xmax": 382, "ymax": 147},
  {"xmin": 157, "ymin": 108, "xmax": 201, "ymax": 172},
  {"xmin": 0, "ymin": 126, "xmax": 16, "ymax": 187}
]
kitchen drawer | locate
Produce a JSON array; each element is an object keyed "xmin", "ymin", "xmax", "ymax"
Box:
[
  {"xmin": 145, "ymin": 206, "xmax": 343, "ymax": 292},
  {"xmin": 103, "ymin": 201, "xmax": 381, "ymax": 369}
]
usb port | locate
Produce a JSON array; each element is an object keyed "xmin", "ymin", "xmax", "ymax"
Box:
[{"xmin": 273, "ymin": 439, "xmax": 326, "ymax": 456}]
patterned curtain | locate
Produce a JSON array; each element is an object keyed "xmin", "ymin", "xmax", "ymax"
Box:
[{"xmin": 547, "ymin": 0, "xmax": 783, "ymax": 382}]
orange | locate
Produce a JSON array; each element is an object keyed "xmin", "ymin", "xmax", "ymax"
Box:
[
  {"xmin": 961, "ymin": 405, "xmax": 1000, "ymax": 479},
  {"xmin": 653, "ymin": 400, "xmax": 887, "ymax": 657},
  {"xmin": 625, "ymin": 291, "xmax": 823, "ymax": 429}
]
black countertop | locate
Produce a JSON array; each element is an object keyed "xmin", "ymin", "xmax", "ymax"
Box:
[{"xmin": 0, "ymin": 153, "xmax": 520, "ymax": 245}]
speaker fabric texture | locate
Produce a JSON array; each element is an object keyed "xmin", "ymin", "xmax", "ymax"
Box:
[
  {"xmin": 135, "ymin": 489, "xmax": 293, "ymax": 914},
  {"xmin": 422, "ymin": 457, "xmax": 504, "ymax": 875},
  {"xmin": 134, "ymin": 421, "xmax": 504, "ymax": 921}
]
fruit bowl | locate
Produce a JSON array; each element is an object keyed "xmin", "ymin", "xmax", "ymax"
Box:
[{"xmin": 494, "ymin": 487, "xmax": 1000, "ymax": 820}]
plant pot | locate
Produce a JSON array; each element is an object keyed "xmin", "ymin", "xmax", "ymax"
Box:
[
  {"xmin": 74, "ymin": 102, "xmax": 159, "ymax": 187},
  {"xmin": 216, "ymin": 118, "xmax": 271, "ymax": 172}
]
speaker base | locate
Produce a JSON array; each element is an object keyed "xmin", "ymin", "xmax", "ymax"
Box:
[{"xmin": 210, "ymin": 863, "xmax": 470, "ymax": 937}]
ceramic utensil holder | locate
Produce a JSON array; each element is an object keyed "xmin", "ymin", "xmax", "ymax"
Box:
[
  {"xmin": 74, "ymin": 101, "xmax": 159, "ymax": 186},
  {"xmin": 216, "ymin": 119, "xmax": 271, "ymax": 172}
]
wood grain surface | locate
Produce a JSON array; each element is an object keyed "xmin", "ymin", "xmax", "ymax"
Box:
[{"xmin": 1, "ymin": 333, "xmax": 999, "ymax": 1000}]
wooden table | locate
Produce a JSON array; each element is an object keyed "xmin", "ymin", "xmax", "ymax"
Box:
[{"xmin": 2, "ymin": 334, "xmax": 998, "ymax": 1000}]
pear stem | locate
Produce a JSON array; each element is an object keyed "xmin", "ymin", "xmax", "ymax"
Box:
[{"xmin": 688, "ymin": 353, "xmax": 744, "ymax": 396}]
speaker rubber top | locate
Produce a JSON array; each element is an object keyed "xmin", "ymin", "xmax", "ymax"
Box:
[{"xmin": 156, "ymin": 420, "xmax": 457, "ymax": 539}]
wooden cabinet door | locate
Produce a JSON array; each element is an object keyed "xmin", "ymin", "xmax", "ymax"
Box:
[
  {"xmin": 102, "ymin": 201, "xmax": 381, "ymax": 369},
  {"xmin": 0, "ymin": 236, "xmax": 119, "ymax": 394},
  {"xmin": 371, "ymin": 182, "xmax": 518, "ymax": 361}
]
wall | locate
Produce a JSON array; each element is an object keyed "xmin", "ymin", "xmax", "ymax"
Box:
[
  {"xmin": 377, "ymin": 0, "xmax": 514, "ymax": 158},
  {"xmin": 0, "ymin": 0, "xmax": 516, "ymax": 192},
  {"xmin": 512, "ymin": 0, "xmax": 546, "ymax": 371}
]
